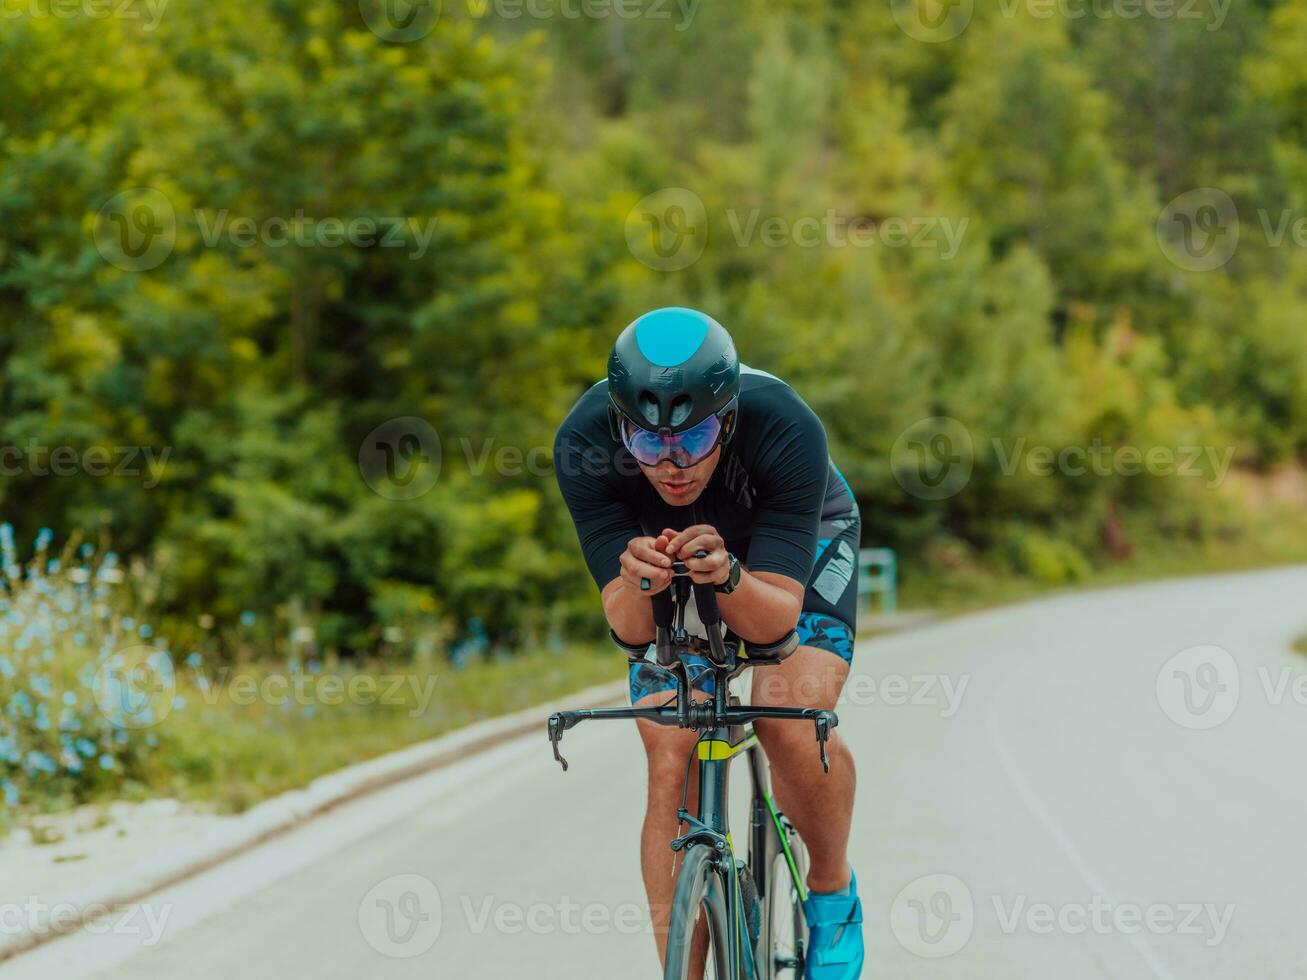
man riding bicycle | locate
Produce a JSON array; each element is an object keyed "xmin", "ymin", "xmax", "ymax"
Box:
[{"xmin": 553, "ymin": 307, "xmax": 864, "ymax": 978}]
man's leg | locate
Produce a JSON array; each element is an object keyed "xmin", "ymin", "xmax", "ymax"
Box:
[
  {"xmin": 634, "ymin": 697, "xmax": 707, "ymax": 973},
  {"xmin": 750, "ymin": 646, "xmax": 855, "ymax": 893}
]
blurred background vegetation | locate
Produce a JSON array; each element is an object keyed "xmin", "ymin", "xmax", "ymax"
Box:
[{"xmin": 2, "ymin": 0, "xmax": 1306, "ymax": 811}]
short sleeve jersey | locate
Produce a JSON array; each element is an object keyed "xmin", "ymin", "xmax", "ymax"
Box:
[{"xmin": 553, "ymin": 367, "xmax": 854, "ymax": 592}]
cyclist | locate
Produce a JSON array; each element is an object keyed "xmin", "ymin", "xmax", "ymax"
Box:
[{"xmin": 553, "ymin": 307, "xmax": 864, "ymax": 978}]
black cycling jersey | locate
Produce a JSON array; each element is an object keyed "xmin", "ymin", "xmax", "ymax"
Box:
[{"xmin": 553, "ymin": 367, "xmax": 858, "ymax": 597}]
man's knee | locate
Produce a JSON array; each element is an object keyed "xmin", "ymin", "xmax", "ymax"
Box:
[
  {"xmin": 753, "ymin": 714, "xmax": 821, "ymax": 763},
  {"xmin": 636, "ymin": 705, "xmax": 699, "ymax": 788}
]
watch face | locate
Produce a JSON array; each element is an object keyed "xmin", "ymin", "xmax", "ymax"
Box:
[{"xmin": 720, "ymin": 553, "xmax": 740, "ymax": 592}]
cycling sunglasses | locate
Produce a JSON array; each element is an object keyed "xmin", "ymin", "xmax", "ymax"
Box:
[{"xmin": 621, "ymin": 413, "xmax": 724, "ymax": 468}]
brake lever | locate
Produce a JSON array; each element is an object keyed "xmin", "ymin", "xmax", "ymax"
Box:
[
  {"xmin": 813, "ymin": 712, "xmax": 837, "ymax": 775},
  {"xmin": 547, "ymin": 713, "xmax": 570, "ymax": 772}
]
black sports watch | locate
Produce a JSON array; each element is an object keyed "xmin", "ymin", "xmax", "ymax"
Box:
[{"xmin": 715, "ymin": 552, "xmax": 742, "ymax": 595}]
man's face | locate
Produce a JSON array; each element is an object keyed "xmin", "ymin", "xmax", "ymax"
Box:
[{"xmin": 639, "ymin": 446, "xmax": 722, "ymax": 506}]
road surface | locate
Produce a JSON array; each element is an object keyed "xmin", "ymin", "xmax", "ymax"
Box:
[{"xmin": 6, "ymin": 566, "xmax": 1306, "ymax": 978}]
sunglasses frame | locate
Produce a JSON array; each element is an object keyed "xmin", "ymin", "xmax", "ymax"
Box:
[{"xmin": 612, "ymin": 402, "xmax": 737, "ymax": 469}]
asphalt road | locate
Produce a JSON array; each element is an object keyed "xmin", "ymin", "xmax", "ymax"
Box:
[{"xmin": 7, "ymin": 566, "xmax": 1306, "ymax": 979}]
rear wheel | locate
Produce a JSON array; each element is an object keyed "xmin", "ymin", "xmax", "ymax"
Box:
[{"xmin": 664, "ymin": 843, "xmax": 736, "ymax": 980}]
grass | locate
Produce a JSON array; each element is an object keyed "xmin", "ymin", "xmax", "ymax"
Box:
[
  {"xmin": 121, "ymin": 645, "xmax": 623, "ymax": 815},
  {"xmin": 1, "ymin": 638, "xmax": 623, "ymax": 836}
]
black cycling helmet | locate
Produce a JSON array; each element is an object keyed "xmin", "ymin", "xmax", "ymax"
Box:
[{"xmin": 607, "ymin": 307, "xmax": 740, "ymax": 449}]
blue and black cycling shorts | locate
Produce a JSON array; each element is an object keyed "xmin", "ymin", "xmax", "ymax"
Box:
[{"xmin": 629, "ymin": 510, "xmax": 861, "ymax": 703}]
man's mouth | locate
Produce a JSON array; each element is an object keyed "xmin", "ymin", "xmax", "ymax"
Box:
[{"xmin": 660, "ymin": 479, "xmax": 695, "ymax": 497}]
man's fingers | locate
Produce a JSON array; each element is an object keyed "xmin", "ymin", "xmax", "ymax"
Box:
[
  {"xmin": 622, "ymin": 552, "xmax": 671, "ymax": 579},
  {"xmin": 665, "ymin": 524, "xmax": 717, "ymax": 555},
  {"xmin": 622, "ymin": 553, "xmax": 671, "ymax": 590},
  {"xmin": 677, "ymin": 533, "xmax": 723, "ymax": 559},
  {"xmin": 630, "ymin": 538, "xmax": 672, "ymax": 567},
  {"xmin": 685, "ymin": 552, "xmax": 725, "ymax": 572}
]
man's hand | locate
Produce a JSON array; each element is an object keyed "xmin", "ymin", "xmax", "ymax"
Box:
[
  {"xmin": 619, "ymin": 535, "xmax": 675, "ymax": 595},
  {"xmin": 661, "ymin": 525, "xmax": 730, "ymax": 586}
]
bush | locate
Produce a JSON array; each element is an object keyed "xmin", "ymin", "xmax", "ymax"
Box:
[
  {"xmin": 999, "ymin": 526, "xmax": 1092, "ymax": 585},
  {"xmin": 0, "ymin": 527, "xmax": 176, "ymax": 810}
]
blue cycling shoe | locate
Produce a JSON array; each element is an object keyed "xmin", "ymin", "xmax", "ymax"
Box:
[{"xmin": 802, "ymin": 869, "xmax": 864, "ymax": 979}]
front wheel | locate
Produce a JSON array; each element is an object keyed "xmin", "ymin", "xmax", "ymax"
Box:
[
  {"xmin": 664, "ymin": 843, "xmax": 736, "ymax": 980},
  {"xmin": 761, "ymin": 813, "xmax": 808, "ymax": 978}
]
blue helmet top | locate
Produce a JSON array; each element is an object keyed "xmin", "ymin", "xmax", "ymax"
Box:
[{"xmin": 607, "ymin": 308, "xmax": 740, "ymax": 435}]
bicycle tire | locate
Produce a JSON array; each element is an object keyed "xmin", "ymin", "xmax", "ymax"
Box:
[
  {"xmin": 760, "ymin": 814, "xmax": 808, "ymax": 978},
  {"xmin": 664, "ymin": 843, "xmax": 736, "ymax": 980}
]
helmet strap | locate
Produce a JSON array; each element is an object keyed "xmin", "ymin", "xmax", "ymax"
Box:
[{"xmin": 719, "ymin": 400, "xmax": 739, "ymax": 446}]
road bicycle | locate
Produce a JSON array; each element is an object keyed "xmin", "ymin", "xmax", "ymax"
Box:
[{"xmin": 548, "ymin": 557, "xmax": 839, "ymax": 979}]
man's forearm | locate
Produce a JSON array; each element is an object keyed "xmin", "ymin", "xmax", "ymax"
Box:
[
  {"xmin": 716, "ymin": 569, "xmax": 802, "ymax": 644},
  {"xmin": 602, "ymin": 580, "xmax": 657, "ymax": 645}
]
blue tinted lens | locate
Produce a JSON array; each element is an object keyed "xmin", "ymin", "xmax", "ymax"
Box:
[{"xmin": 622, "ymin": 414, "xmax": 723, "ymax": 468}]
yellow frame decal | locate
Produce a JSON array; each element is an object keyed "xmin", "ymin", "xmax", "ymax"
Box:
[{"xmin": 696, "ymin": 732, "xmax": 758, "ymax": 761}]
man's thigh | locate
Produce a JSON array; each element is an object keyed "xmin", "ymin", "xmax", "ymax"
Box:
[{"xmin": 749, "ymin": 644, "xmax": 850, "ymax": 712}]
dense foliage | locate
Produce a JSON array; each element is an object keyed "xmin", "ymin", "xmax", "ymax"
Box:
[{"xmin": 1, "ymin": 1, "xmax": 1304, "ymax": 657}]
